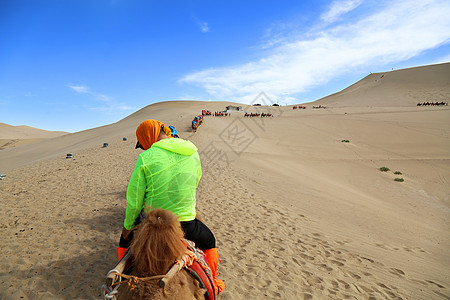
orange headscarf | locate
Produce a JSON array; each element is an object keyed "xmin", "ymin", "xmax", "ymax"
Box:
[{"xmin": 136, "ymin": 119, "xmax": 164, "ymax": 150}]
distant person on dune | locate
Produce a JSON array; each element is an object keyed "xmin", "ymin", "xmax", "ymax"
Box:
[{"xmin": 118, "ymin": 119, "xmax": 224, "ymax": 295}]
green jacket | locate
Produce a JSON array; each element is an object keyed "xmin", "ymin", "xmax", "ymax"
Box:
[{"xmin": 124, "ymin": 138, "xmax": 202, "ymax": 230}]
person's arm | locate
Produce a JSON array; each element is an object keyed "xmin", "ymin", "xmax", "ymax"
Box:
[
  {"xmin": 121, "ymin": 226, "xmax": 134, "ymax": 241},
  {"xmin": 123, "ymin": 155, "xmax": 147, "ymax": 231}
]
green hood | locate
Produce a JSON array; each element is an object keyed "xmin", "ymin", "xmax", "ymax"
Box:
[{"xmin": 152, "ymin": 138, "xmax": 198, "ymax": 156}]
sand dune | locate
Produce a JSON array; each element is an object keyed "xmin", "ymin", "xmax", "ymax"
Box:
[
  {"xmin": 0, "ymin": 123, "xmax": 68, "ymax": 150},
  {"xmin": 0, "ymin": 65, "xmax": 449, "ymax": 299},
  {"xmin": 311, "ymin": 62, "xmax": 450, "ymax": 107}
]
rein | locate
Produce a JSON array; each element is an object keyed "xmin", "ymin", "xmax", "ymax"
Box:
[{"xmin": 111, "ymin": 272, "xmax": 169, "ymax": 290}]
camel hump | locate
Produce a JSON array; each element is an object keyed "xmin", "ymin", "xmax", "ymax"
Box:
[
  {"xmin": 144, "ymin": 209, "xmax": 180, "ymax": 228},
  {"xmin": 147, "ymin": 208, "xmax": 175, "ymax": 219}
]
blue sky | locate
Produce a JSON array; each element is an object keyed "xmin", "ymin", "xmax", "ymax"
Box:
[{"xmin": 1, "ymin": 0, "xmax": 449, "ymax": 132}]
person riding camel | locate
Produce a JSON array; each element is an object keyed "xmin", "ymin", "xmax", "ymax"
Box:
[{"xmin": 118, "ymin": 119, "xmax": 225, "ymax": 295}]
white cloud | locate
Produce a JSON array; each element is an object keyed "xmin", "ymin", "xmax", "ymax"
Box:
[
  {"xmin": 24, "ymin": 92, "xmax": 37, "ymax": 97},
  {"xmin": 97, "ymin": 94, "xmax": 111, "ymax": 102},
  {"xmin": 432, "ymin": 54, "xmax": 450, "ymax": 65},
  {"xmin": 89, "ymin": 103, "xmax": 136, "ymax": 112},
  {"xmin": 201, "ymin": 22, "xmax": 210, "ymax": 33},
  {"xmin": 180, "ymin": 0, "xmax": 450, "ymax": 104},
  {"xmin": 68, "ymin": 84, "xmax": 111, "ymax": 102},
  {"xmin": 68, "ymin": 85, "xmax": 90, "ymax": 93},
  {"xmin": 68, "ymin": 84, "xmax": 133, "ymax": 112},
  {"xmin": 321, "ymin": 0, "xmax": 363, "ymax": 23},
  {"xmin": 191, "ymin": 13, "xmax": 210, "ymax": 33}
]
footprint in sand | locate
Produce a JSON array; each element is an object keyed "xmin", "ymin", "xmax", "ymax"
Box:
[
  {"xmin": 426, "ymin": 280, "xmax": 446, "ymax": 289},
  {"xmin": 300, "ymin": 293, "xmax": 313, "ymax": 300},
  {"xmin": 330, "ymin": 259, "xmax": 345, "ymax": 267},
  {"xmin": 331, "ymin": 280, "xmax": 339, "ymax": 288},
  {"xmin": 389, "ymin": 268, "xmax": 405, "ymax": 276},
  {"xmin": 350, "ymin": 272, "xmax": 362, "ymax": 280},
  {"xmin": 351, "ymin": 283, "xmax": 363, "ymax": 294},
  {"xmin": 377, "ymin": 282, "xmax": 392, "ymax": 290},
  {"xmin": 337, "ymin": 279, "xmax": 350, "ymax": 290},
  {"xmin": 292, "ymin": 257, "xmax": 306, "ymax": 266},
  {"xmin": 359, "ymin": 256, "xmax": 375, "ymax": 263},
  {"xmin": 327, "ymin": 288, "xmax": 337, "ymax": 295},
  {"xmin": 358, "ymin": 284, "xmax": 374, "ymax": 293},
  {"xmin": 306, "ymin": 276, "xmax": 323, "ymax": 285},
  {"xmin": 317, "ymin": 263, "xmax": 333, "ymax": 272},
  {"xmin": 299, "ymin": 253, "xmax": 315, "ymax": 261}
]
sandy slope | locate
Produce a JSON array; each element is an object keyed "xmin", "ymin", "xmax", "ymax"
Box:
[
  {"xmin": 310, "ymin": 62, "xmax": 450, "ymax": 107},
  {"xmin": 191, "ymin": 106, "xmax": 450, "ymax": 299},
  {"xmin": 0, "ymin": 65, "xmax": 449, "ymax": 299},
  {"xmin": 0, "ymin": 123, "xmax": 68, "ymax": 150}
]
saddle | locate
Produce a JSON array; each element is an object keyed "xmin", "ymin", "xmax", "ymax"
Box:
[{"xmin": 185, "ymin": 240, "xmax": 216, "ymax": 300}]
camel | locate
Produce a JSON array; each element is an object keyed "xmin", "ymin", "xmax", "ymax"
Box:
[
  {"xmin": 106, "ymin": 209, "xmax": 207, "ymax": 300},
  {"xmin": 417, "ymin": 101, "xmax": 448, "ymax": 106}
]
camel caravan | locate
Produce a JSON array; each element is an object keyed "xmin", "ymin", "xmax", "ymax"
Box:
[
  {"xmin": 202, "ymin": 109, "xmax": 231, "ymax": 117},
  {"xmin": 213, "ymin": 111, "xmax": 230, "ymax": 117},
  {"xmin": 194, "ymin": 106, "xmax": 276, "ymax": 132},
  {"xmin": 417, "ymin": 101, "xmax": 448, "ymax": 106},
  {"xmin": 244, "ymin": 112, "xmax": 273, "ymax": 117},
  {"xmin": 293, "ymin": 105, "xmax": 306, "ymax": 109},
  {"xmin": 102, "ymin": 210, "xmax": 216, "ymax": 300}
]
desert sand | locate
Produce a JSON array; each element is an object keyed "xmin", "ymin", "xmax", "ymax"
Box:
[
  {"xmin": 0, "ymin": 63, "xmax": 449, "ymax": 299},
  {"xmin": 0, "ymin": 123, "xmax": 68, "ymax": 150}
]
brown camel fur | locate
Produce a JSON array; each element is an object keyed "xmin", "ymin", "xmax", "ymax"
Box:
[{"xmin": 117, "ymin": 209, "xmax": 206, "ymax": 300}]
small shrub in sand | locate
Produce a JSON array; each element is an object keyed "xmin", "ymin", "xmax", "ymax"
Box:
[
  {"xmin": 379, "ymin": 167, "xmax": 390, "ymax": 172},
  {"xmin": 394, "ymin": 178, "xmax": 404, "ymax": 182},
  {"xmin": 394, "ymin": 171, "xmax": 402, "ymax": 175},
  {"xmin": 341, "ymin": 140, "xmax": 350, "ymax": 143}
]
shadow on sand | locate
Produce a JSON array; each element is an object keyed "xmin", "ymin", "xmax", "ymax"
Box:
[{"xmin": 0, "ymin": 205, "xmax": 125, "ymax": 300}]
